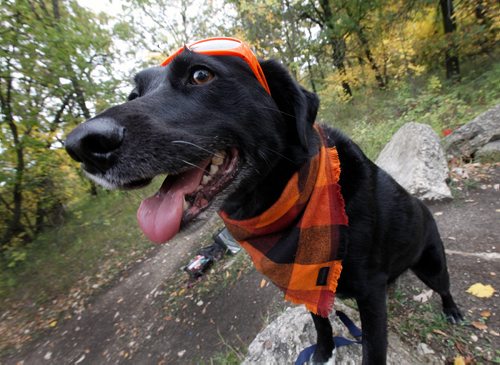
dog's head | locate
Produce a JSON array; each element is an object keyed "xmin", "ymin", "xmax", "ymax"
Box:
[{"xmin": 65, "ymin": 42, "xmax": 319, "ymax": 243}]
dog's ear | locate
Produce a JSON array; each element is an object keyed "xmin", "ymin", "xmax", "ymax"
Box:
[{"xmin": 260, "ymin": 60, "xmax": 319, "ymax": 152}]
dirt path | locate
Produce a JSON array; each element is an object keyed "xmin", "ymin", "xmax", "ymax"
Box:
[
  {"xmin": 3, "ymin": 164, "xmax": 499, "ymax": 364},
  {"xmin": 1, "ymin": 216, "xmax": 226, "ymax": 364}
]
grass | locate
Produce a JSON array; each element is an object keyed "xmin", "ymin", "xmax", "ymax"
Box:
[
  {"xmin": 319, "ymin": 58, "xmax": 500, "ymax": 159},
  {"xmin": 388, "ymin": 280, "xmax": 498, "ymax": 363},
  {"xmin": 206, "ymin": 350, "xmax": 242, "ymax": 365},
  {"xmin": 205, "ymin": 330, "xmax": 246, "ymax": 365},
  {"xmin": 0, "ymin": 182, "xmax": 162, "ymax": 354},
  {"xmin": 0, "ymin": 188, "xmax": 155, "ymax": 306}
]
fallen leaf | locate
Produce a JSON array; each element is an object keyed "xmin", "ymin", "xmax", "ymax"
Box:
[
  {"xmin": 480, "ymin": 310, "xmax": 491, "ymax": 318},
  {"xmin": 413, "ymin": 289, "xmax": 433, "ymax": 303},
  {"xmin": 260, "ymin": 279, "xmax": 267, "ymax": 288},
  {"xmin": 466, "ymin": 283, "xmax": 495, "ymax": 298},
  {"xmin": 49, "ymin": 320, "xmax": 57, "ymax": 328},
  {"xmin": 432, "ymin": 329, "xmax": 448, "ymax": 337},
  {"xmin": 454, "ymin": 355, "xmax": 465, "ymax": 365},
  {"xmin": 434, "ymin": 211, "xmax": 443, "ymax": 216},
  {"xmin": 455, "ymin": 341, "xmax": 466, "ymax": 354},
  {"xmin": 471, "ymin": 321, "xmax": 488, "ymax": 330}
]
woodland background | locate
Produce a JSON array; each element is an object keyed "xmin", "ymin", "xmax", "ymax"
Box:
[{"xmin": 0, "ymin": 0, "xmax": 499, "ymax": 345}]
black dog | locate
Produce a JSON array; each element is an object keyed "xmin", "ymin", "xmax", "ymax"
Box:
[{"xmin": 65, "ymin": 49, "xmax": 462, "ymax": 364}]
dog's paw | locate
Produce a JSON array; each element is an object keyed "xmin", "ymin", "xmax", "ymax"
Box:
[
  {"xmin": 308, "ymin": 348, "xmax": 336, "ymax": 365},
  {"xmin": 444, "ymin": 307, "xmax": 464, "ymax": 324}
]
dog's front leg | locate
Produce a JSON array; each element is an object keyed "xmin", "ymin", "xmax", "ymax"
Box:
[
  {"xmin": 310, "ymin": 312, "xmax": 335, "ymax": 364},
  {"xmin": 356, "ymin": 285, "xmax": 388, "ymax": 365}
]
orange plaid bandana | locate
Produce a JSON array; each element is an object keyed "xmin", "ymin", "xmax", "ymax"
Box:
[{"xmin": 219, "ymin": 126, "xmax": 348, "ymax": 317}]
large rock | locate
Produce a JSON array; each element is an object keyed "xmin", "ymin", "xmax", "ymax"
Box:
[
  {"xmin": 475, "ymin": 140, "xmax": 500, "ymax": 162},
  {"xmin": 243, "ymin": 302, "xmax": 440, "ymax": 364},
  {"xmin": 442, "ymin": 104, "xmax": 500, "ymax": 161},
  {"xmin": 375, "ymin": 122, "xmax": 452, "ymax": 201}
]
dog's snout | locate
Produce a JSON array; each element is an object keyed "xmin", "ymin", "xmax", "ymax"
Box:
[{"xmin": 65, "ymin": 118, "xmax": 125, "ymax": 173}]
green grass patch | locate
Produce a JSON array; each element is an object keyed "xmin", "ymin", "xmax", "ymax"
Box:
[
  {"xmin": 319, "ymin": 59, "xmax": 500, "ymax": 159},
  {"xmin": 206, "ymin": 349, "xmax": 243, "ymax": 365},
  {"xmin": 0, "ymin": 184, "xmax": 160, "ymax": 310},
  {"xmin": 388, "ymin": 284, "xmax": 497, "ymax": 363}
]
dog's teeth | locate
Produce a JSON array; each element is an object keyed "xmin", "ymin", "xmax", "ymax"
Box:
[
  {"xmin": 202, "ymin": 175, "xmax": 211, "ymax": 185},
  {"xmin": 209, "ymin": 164, "xmax": 219, "ymax": 176},
  {"xmin": 211, "ymin": 154, "xmax": 224, "ymax": 166},
  {"xmin": 183, "ymin": 199, "xmax": 190, "ymax": 211}
]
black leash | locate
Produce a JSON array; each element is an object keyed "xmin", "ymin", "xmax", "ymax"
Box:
[{"xmin": 295, "ymin": 310, "xmax": 362, "ymax": 365}]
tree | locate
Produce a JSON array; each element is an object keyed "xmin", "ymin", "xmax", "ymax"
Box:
[
  {"xmin": 439, "ymin": 0, "xmax": 460, "ymax": 79},
  {"xmin": 121, "ymin": 0, "xmax": 230, "ymax": 61},
  {"xmin": 0, "ymin": 0, "xmax": 120, "ymax": 248},
  {"xmin": 300, "ymin": 0, "xmax": 353, "ymax": 96}
]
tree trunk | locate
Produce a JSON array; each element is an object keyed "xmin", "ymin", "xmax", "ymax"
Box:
[
  {"xmin": 330, "ymin": 38, "xmax": 352, "ymax": 96},
  {"xmin": 357, "ymin": 27, "xmax": 386, "ymax": 88},
  {"xmin": 1, "ymin": 97, "xmax": 26, "ymax": 244},
  {"xmin": 319, "ymin": 0, "xmax": 352, "ymax": 96},
  {"xmin": 336, "ymin": 62, "xmax": 352, "ymax": 96},
  {"xmin": 0, "ymin": 69, "xmax": 29, "ymax": 246},
  {"xmin": 306, "ymin": 59, "xmax": 317, "ymax": 93},
  {"xmin": 439, "ymin": 0, "xmax": 460, "ymax": 80}
]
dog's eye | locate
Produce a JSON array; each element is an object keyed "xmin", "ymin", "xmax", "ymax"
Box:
[{"xmin": 190, "ymin": 68, "xmax": 214, "ymax": 85}]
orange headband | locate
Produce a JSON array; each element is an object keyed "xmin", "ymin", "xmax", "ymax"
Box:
[{"xmin": 161, "ymin": 37, "xmax": 271, "ymax": 95}]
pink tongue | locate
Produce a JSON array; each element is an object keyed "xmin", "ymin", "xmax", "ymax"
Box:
[{"xmin": 137, "ymin": 165, "xmax": 207, "ymax": 243}]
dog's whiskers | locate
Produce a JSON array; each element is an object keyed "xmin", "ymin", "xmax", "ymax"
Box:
[
  {"xmin": 262, "ymin": 146, "xmax": 297, "ymax": 164},
  {"xmin": 171, "ymin": 140, "xmax": 223, "ymax": 158},
  {"xmin": 259, "ymin": 105, "xmax": 296, "ymax": 119},
  {"xmin": 178, "ymin": 158, "xmax": 207, "ymax": 172}
]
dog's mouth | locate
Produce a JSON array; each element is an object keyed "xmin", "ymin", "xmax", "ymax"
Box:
[{"xmin": 136, "ymin": 148, "xmax": 239, "ymax": 243}]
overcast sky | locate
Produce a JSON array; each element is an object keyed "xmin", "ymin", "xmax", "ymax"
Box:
[{"xmin": 76, "ymin": 0, "xmax": 125, "ymax": 17}]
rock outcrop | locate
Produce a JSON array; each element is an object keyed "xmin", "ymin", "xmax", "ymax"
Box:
[
  {"xmin": 442, "ymin": 104, "xmax": 500, "ymax": 161},
  {"xmin": 243, "ymin": 302, "xmax": 440, "ymax": 364},
  {"xmin": 376, "ymin": 122, "xmax": 452, "ymax": 201}
]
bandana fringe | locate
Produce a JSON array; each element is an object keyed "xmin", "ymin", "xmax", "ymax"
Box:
[{"xmin": 220, "ymin": 125, "xmax": 348, "ymax": 316}]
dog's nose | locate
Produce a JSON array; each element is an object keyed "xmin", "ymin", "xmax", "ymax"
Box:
[{"xmin": 65, "ymin": 118, "xmax": 125, "ymax": 173}]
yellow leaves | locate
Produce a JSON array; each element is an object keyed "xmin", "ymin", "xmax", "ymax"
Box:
[
  {"xmin": 466, "ymin": 283, "xmax": 495, "ymax": 298},
  {"xmin": 49, "ymin": 320, "xmax": 58, "ymax": 328},
  {"xmin": 454, "ymin": 355, "xmax": 466, "ymax": 365},
  {"xmin": 407, "ymin": 63, "xmax": 426, "ymax": 76}
]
